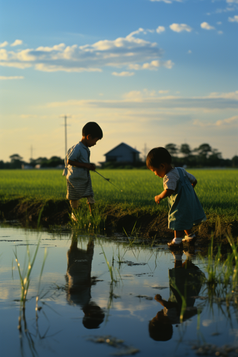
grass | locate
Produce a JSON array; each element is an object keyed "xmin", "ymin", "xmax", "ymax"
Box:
[
  {"xmin": 70, "ymin": 203, "xmax": 106, "ymax": 233},
  {"xmin": 200, "ymin": 235, "xmax": 238, "ymax": 297},
  {"xmin": 0, "ymin": 168, "xmax": 237, "ymax": 219}
]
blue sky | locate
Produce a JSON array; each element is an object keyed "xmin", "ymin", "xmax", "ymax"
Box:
[{"xmin": 0, "ymin": 0, "xmax": 237, "ymax": 164}]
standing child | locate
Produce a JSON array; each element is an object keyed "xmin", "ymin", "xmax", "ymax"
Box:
[
  {"xmin": 65, "ymin": 122, "xmax": 103, "ymax": 220},
  {"xmin": 146, "ymin": 147, "xmax": 206, "ymax": 247}
]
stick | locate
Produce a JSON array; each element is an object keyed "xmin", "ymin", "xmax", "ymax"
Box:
[{"xmin": 94, "ymin": 171, "xmax": 123, "ymax": 192}]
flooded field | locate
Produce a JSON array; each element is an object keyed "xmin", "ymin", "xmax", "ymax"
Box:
[{"xmin": 0, "ymin": 225, "xmax": 238, "ymax": 357}]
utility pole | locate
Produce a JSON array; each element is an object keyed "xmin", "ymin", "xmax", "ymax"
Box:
[
  {"xmin": 60, "ymin": 115, "xmax": 71, "ymax": 157},
  {"xmin": 30, "ymin": 145, "xmax": 34, "ymax": 162}
]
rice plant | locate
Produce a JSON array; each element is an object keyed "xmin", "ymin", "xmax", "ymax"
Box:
[
  {"xmin": 200, "ymin": 235, "xmax": 238, "ymax": 306},
  {"xmin": 70, "ymin": 201, "xmax": 105, "ymax": 233},
  {"xmin": 100, "ymin": 245, "xmax": 120, "ymax": 284},
  {"xmin": 13, "ymin": 239, "xmax": 48, "ymax": 333},
  {"xmin": 14, "ymin": 240, "xmax": 41, "ymax": 309}
]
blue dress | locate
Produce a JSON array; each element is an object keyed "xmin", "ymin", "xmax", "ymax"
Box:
[{"xmin": 167, "ymin": 168, "xmax": 206, "ymax": 231}]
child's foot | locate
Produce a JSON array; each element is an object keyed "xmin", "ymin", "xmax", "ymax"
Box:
[
  {"xmin": 183, "ymin": 247, "xmax": 195, "ymax": 258},
  {"xmin": 71, "ymin": 212, "xmax": 78, "ymax": 222},
  {"xmin": 182, "ymin": 234, "xmax": 196, "ymax": 243},
  {"xmin": 167, "ymin": 238, "xmax": 183, "ymax": 249},
  {"xmin": 171, "ymin": 251, "xmax": 183, "ymax": 261}
]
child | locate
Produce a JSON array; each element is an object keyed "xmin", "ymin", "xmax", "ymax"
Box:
[
  {"xmin": 146, "ymin": 147, "xmax": 206, "ymax": 247},
  {"xmin": 149, "ymin": 250, "xmax": 205, "ymax": 341},
  {"xmin": 65, "ymin": 122, "xmax": 103, "ymax": 220}
]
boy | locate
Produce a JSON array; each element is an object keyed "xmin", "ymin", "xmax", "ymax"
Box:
[{"xmin": 65, "ymin": 122, "xmax": 103, "ymax": 220}]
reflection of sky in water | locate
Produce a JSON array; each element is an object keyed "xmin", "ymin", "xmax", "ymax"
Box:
[{"xmin": 0, "ymin": 226, "xmax": 238, "ymax": 357}]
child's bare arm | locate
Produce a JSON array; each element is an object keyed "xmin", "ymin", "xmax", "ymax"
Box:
[
  {"xmin": 155, "ymin": 189, "xmax": 174, "ymax": 204},
  {"xmin": 155, "ymin": 294, "xmax": 177, "ymax": 309},
  {"xmin": 67, "ymin": 160, "xmax": 96, "ymax": 170}
]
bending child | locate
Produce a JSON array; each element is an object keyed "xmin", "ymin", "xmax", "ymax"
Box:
[
  {"xmin": 65, "ymin": 122, "xmax": 103, "ymax": 220},
  {"xmin": 146, "ymin": 147, "xmax": 206, "ymax": 247}
]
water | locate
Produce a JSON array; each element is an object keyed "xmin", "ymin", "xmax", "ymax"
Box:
[{"xmin": 0, "ymin": 225, "xmax": 238, "ymax": 357}]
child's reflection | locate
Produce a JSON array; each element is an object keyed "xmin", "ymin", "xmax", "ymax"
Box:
[
  {"xmin": 66, "ymin": 233, "xmax": 104, "ymax": 329},
  {"xmin": 149, "ymin": 249, "xmax": 205, "ymax": 341}
]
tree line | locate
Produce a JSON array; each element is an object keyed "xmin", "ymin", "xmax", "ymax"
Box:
[
  {"xmin": 0, "ymin": 143, "xmax": 238, "ymax": 169},
  {"xmin": 163, "ymin": 143, "xmax": 238, "ymax": 168},
  {"xmin": 0, "ymin": 155, "xmax": 64, "ymax": 169}
]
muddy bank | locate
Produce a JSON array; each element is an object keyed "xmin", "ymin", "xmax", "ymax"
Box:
[{"xmin": 0, "ymin": 198, "xmax": 237, "ymax": 248}]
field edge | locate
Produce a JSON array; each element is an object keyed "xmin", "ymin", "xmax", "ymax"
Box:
[{"xmin": 0, "ymin": 196, "xmax": 237, "ymax": 249}]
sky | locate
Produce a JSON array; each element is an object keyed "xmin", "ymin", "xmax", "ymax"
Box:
[{"xmin": 0, "ymin": 0, "xmax": 237, "ymax": 164}]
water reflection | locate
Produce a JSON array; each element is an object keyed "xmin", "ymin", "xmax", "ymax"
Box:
[
  {"xmin": 66, "ymin": 233, "xmax": 105, "ymax": 329},
  {"xmin": 149, "ymin": 249, "xmax": 205, "ymax": 341}
]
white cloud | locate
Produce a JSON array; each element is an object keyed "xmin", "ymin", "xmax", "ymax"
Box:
[
  {"xmin": 159, "ymin": 90, "xmax": 169, "ymax": 94},
  {"xmin": 201, "ymin": 22, "xmax": 215, "ymax": 30},
  {"xmin": 128, "ymin": 59, "xmax": 174, "ymax": 70},
  {"xmin": 188, "ymin": 50, "xmax": 192, "ymax": 54},
  {"xmin": 215, "ymin": 7, "xmax": 236, "ymax": 14},
  {"xmin": 0, "ymin": 76, "xmax": 24, "ymax": 80},
  {"xmin": 0, "ymin": 41, "xmax": 8, "ymax": 48},
  {"xmin": 228, "ymin": 15, "xmax": 238, "ymax": 22},
  {"xmin": 112, "ymin": 71, "xmax": 134, "ymax": 77},
  {"xmin": 194, "ymin": 115, "xmax": 238, "ymax": 127},
  {"xmin": 170, "ymin": 23, "xmax": 192, "ymax": 32},
  {"xmin": 0, "ymin": 49, "xmax": 8, "ymax": 60},
  {"xmin": 216, "ymin": 115, "xmax": 238, "ymax": 126},
  {"xmin": 11, "ymin": 39, "xmax": 23, "ymax": 46},
  {"xmin": 218, "ymin": 30, "xmax": 223, "ymax": 34},
  {"xmin": 47, "ymin": 91, "xmax": 238, "ymax": 111},
  {"xmin": 156, "ymin": 26, "xmax": 165, "ymax": 33},
  {"xmin": 127, "ymin": 28, "xmax": 147, "ymax": 37},
  {"xmin": 227, "ymin": 0, "xmax": 238, "ymax": 3},
  {"xmin": 0, "ymin": 32, "xmax": 171, "ymax": 73},
  {"xmin": 207, "ymin": 91, "xmax": 238, "ymax": 99}
]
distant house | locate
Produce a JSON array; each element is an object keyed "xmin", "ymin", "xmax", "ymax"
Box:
[
  {"xmin": 104, "ymin": 143, "xmax": 141, "ymax": 164},
  {"xmin": 21, "ymin": 164, "xmax": 33, "ymax": 170}
]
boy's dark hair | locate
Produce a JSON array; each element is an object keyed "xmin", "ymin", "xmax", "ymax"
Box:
[
  {"xmin": 146, "ymin": 147, "xmax": 171, "ymax": 169},
  {"xmin": 82, "ymin": 122, "xmax": 103, "ymax": 139}
]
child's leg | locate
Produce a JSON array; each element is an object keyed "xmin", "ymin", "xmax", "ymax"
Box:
[
  {"xmin": 69, "ymin": 200, "xmax": 79, "ymax": 221},
  {"xmin": 87, "ymin": 196, "xmax": 95, "ymax": 215},
  {"xmin": 184, "ymin": 229, "xmax": 192, "ymax": 236},
  {"xmin": 174, "ymin": 231, "xmax": 184, "ymax": 239},
  {"xmin": 69, "ymin": 200, "xmax": 79, "ymax": 210}
]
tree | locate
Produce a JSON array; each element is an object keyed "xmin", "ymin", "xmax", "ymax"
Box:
[
  {"xmin": 208, "ymin": 149, "xmax": 222, "ymax": 166},
  {"xmin": 9, "ymin": 154, "xmax": 24, "ymax": 169},
  {"xmin": 232, "ymin": 156, "xmax": 238, "ymax": 168},
  {"xmin": 9, "ymin": 154, "xmax": 23, "ymax": 162},
  {"xmin": 165, "ymin": 143, "xmax": 178, "ymax": 157},
  {"xmin": 193, "ymin": 144, "xmax": 212, "ymax": 159},
  {"xmin": 180, "ymin": 144, "xmax": 191, "ymax": 157}
]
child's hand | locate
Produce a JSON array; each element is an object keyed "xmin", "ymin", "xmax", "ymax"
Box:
[
  {"xmin": 88, "ymin": 163, "xmax": 96, "ymax": 171},
  {"xmin": 154, "ymin": 195, "xmax": 161, "ymax": 204}
]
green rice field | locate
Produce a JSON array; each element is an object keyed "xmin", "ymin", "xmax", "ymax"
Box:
[{"xmin": 0, "ymin": 169, "xmax": 237, "ymax": 218}]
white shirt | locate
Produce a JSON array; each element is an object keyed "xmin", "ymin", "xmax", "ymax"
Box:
[{"xmin": 163, "ymin": 167, "xmax": 196, "ymax": 191}]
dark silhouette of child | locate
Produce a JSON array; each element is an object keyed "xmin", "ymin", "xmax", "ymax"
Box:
[
  {"xmin": 149, "ymin": 250, "xmax": 205, "ymax": 341},
  {"xmin": 66, "ymin": 233, "xmax": 104, "ymax": 329}
]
